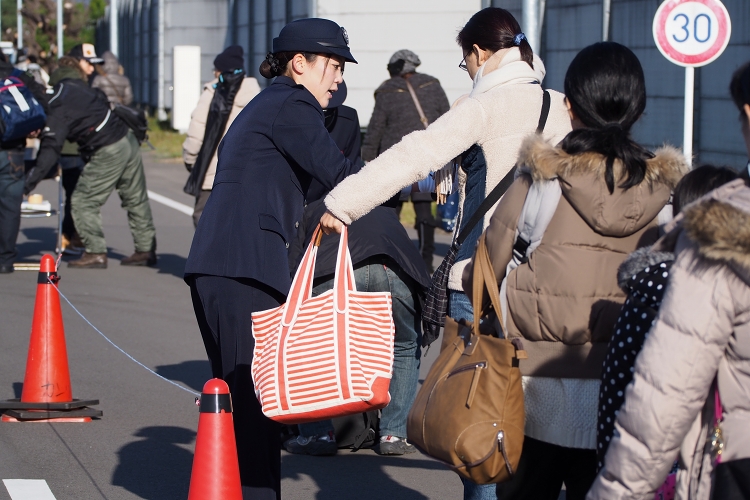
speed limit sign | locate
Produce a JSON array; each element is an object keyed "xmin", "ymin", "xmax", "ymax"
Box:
[
  {"xmin": 652, "ymin": 0, "xmax": 732, "ymax": 162},
  {"xmin": 653, "ymin": 0, "xmax": 731, "ymax": 67}
]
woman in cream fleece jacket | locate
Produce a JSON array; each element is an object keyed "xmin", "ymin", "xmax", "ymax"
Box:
[
  {"xmin": 321, "ymin": 7, "xmax": 571, "ymax": 295},
  {"xmin": 322, "ymin": 9, "xmax": 571, "ymax": 500}
]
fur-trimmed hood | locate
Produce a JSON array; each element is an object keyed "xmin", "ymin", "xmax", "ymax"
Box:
[
  {"xmin": 617, "ymin": 246, "xmax": 675, "ymax": 291},
  {"xmin": 682, "ymin": 179, "xmax": 750, "ymax": 280},
  {"xmin": 517, "ymin": 135, "xmax": 689, "ymax": 237}
]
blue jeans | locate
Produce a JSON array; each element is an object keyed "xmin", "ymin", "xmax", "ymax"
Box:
[
  {"xmin": 449, "ymin": 290, "xmax": 498, "ymax": 500},
  {"xmin": 0, "ymin": 149, "xmax": 25, "ymax": 267},
  {"xmin": 299, "ymin": 259, "xmax": 422, "ymax": 439}
]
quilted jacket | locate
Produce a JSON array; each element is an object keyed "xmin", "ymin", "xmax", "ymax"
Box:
[{"xmin": 588, "ymin": 179, "xmax": 750, "ymax": 499}]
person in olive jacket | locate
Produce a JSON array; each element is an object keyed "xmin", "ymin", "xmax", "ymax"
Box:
[
  {"xmin": 184, "ymin": 18, "xmax": 360, "ymax": 500},
  {"xmin": 25, "ymin": 65, "xmax": 157, "ymax": 269}
]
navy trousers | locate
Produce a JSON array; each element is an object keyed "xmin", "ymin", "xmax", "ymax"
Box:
[
  {"xmin": 0, "ymin": 149, "xmax": 26, "ymax": 268},
  {"xmin": 189, "ymin": 275, "xmax": 285, "ymax": 500}
]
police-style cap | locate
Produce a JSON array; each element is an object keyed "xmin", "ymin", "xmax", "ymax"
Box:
[{"xmin": 273, "ymin": 18, "xmax": 357, "ymax": 64}]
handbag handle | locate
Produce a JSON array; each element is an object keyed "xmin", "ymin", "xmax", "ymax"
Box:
[
  {"xmin": 282, "ymin": 224, "xmax": 355, "ymax": 326},
  {"xmin": 472, "ymin": 233, "xmax": 506, "ymax": 337}
]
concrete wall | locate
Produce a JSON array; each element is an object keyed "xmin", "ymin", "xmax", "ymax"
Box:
[
  {"xmin": 97, "ymin": 0, "xmax": 750, "ymax": 168},
  {"xmin": 312, "ymin": 0, "xmax": 481, "ymax": 126},
  {"xmin": 97, "ymin": 0, "xmax": 229, "ymax": 112}
]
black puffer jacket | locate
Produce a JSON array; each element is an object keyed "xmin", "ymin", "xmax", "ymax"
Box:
[
  {"xmin": 26, "ymin": 78, "xmax": 129, "ymax": 190},
  {"xmin": 361, "ymin": 73, "xmax": 450, "ymax": 162}
]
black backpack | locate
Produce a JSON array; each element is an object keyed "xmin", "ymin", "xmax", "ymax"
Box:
[
  {"xmin": 112, "ymin": 104, "xmax": 148, "ymax": 144},
  {"xmin": 331, "ymin": 410, "xmax": 379, "ymax": 450}
]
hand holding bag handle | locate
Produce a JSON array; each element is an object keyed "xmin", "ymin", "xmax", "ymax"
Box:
[{"xmin": 282, "ymin": 224, "xmax": 354, "ymax": 327}]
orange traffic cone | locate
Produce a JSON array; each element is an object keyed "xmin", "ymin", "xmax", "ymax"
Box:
[
  {"xmin": 0, "ymin": 255, "xmax": 100, "ymax": 422},
  {"xmin": 22, "ymin": 254, "xmax": 72, "ymax": 403},
  {"xmin": 188, "ymin": 379, "xmax": 242, "ymax": 500}
]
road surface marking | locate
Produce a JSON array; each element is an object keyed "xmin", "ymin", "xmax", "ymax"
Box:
[
  {"xmin": 147, "ymin": 190, "xmax": 193, "ymax": 216},
  {"xmin": 3, "ymin": 479, "xmax": 57, "ymax": 500}
]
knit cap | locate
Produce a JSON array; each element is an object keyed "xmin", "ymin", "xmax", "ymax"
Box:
[
  {"xmin": 388, "ymin": 49, "xmax": 421, "ymax": 76},
  {"xmin": 214, "ymin": 45, "xmax": 245, "ymax": 72}
]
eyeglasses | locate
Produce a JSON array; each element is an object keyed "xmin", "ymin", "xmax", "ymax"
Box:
[{"xmin": 458, "ymin": 54, "xmax": 468, "ymax": 71}]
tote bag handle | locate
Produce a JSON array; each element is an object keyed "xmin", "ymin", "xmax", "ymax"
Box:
[{"xmin": 282, "ymin": 224, "xmax": 355, "ymax": 327}]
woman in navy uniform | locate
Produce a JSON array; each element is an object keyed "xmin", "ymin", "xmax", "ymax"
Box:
[{"xmin": 184, "ymin": 18, "xmax": 358, "ymax": 500}]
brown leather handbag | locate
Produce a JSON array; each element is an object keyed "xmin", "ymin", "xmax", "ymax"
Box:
[{"xmin": 407, "ymin": 234, "xmax": 526, "ymax": 484}]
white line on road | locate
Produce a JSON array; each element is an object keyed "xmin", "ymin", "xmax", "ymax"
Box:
[
  {"xmin": 3, "ymin": 479, "xmax": 57, "ymax": 500},
  {"xmin": 147, "ymin": 190, "xmax": 193, "ymax": 216}
]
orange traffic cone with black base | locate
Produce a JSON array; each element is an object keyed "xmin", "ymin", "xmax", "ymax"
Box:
[
  {"xmin": 188, "ymin": 379, "xmax": 242, "ymax": 500},
  {"xmin": 0, "ymin": 254, "xmax": 101, "ymax": 422}
]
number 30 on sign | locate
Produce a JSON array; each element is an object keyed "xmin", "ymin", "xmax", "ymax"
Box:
[{"xmin": 653, "ymin": 0, "xmax": 731, "ymax": 67}]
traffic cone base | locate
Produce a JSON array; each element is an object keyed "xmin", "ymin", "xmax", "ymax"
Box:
[{"xmin": 2, "ymin": 415, "xmax": 92, "ymax": 423}]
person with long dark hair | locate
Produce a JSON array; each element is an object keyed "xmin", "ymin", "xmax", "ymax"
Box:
[
  {"xmin": 184, "ymin": 19, "xmax": 359, "ymax": 500},
  {"xmin": 182, "ymin": 45, "xmax": 261, "ymax": 226},
  {"xmin": 459, "ymin": 42, "xmax": 688, "ymax": 500}
]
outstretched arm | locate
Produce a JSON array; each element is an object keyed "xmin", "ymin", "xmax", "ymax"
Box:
[{"xmin": 323, "ymin": 96, "xmax": 484, "ymax": 226}]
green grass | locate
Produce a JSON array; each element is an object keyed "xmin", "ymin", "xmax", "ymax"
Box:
[
  {"xmin": 398, "ymin": 201, "xmax": 439, "ymax": 227},
  {"xmin": 144, "ymin": 116, "xmax": 186, "ymax": 159}
]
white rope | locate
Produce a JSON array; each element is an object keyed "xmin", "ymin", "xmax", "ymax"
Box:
[{"xmin": 50, "ymin": 280, "xmax": 201, "ymax": 398}]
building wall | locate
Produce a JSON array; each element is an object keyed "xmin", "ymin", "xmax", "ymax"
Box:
[
  {"xmin": 97, "ymin": 0, "xmax": 229, "ymax": 112},
  {"xmin": 541, "ymin": 0, "xmax": 749, "ymax": 169},
  {"xmin": 97, "ymin": 0, "xmax": 750, "ymax": 168},
  {"xmin": 312, "ymin": 0, "xmax": 481, "ymax": 126}
]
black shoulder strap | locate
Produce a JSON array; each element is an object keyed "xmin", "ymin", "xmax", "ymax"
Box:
[
  {"xmin": 537, "ymin": 89, "xmax": 551, "ymax": 134},
  {"xmin": 455, "ymin": 90, "xmax": 550, "ymax": 246}
]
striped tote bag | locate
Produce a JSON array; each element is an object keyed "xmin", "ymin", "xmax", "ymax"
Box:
[{"xmin": 251, "ymin": 225, "xmax": 395, "ymax": 424}]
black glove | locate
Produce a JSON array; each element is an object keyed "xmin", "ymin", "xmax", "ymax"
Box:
[{"xmin": 185, "ymin": 162, "xmax": 193, "ymax": 173}]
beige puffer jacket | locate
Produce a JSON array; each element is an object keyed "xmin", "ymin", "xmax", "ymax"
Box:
[
  {"xmin": 91, "ymin": 51, "xmax": 133, "ymax": 106},
  {"xmin": 463, "ymin": 136, "xmax": 688, "ymax": 378},
  {"xmin": 182, "ymin": 77, "xmax": 260, "ymax": 190},
  {"xmin": 587, "ymin": 179, "xmax": 750, "ymax": 500}
]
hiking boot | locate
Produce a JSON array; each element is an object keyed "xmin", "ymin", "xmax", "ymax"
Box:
[
  {"xmin": 375, "ymin": 436, "xmax": 416, "ymax": 456},
  {"xmin": 121, "ymin": 250, "xmax": 157, "ymax": 267},
  {"xmin": 68, "ymin": 252, "xmax": 107, "ymax": 269},
  {"xmin": 61, "ymin": 233, "xmax": 84, "ymax": 256},
  {"xmin": 283, "ymin": 433, "xmax": 337, "ymax": 456}
]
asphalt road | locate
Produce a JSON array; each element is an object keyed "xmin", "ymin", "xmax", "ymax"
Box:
[{"xmin": 0, "ymin": 154, "xmax": 465, "ymax": 500}]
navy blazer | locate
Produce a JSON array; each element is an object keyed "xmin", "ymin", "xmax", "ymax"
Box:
[{"xmin": 184, "ymin": 76, "xmax": 361, "ymax": 296}]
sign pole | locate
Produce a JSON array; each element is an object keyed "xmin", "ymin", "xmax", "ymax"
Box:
[
  {"xmin": 653, "ymin": 0, "xmax": 731, "ymax": 166},
  {"xmin": 57, "ymin": 0, "xmax": 63, "ymax": 58},
  {"xmin": 684, "ymin": 66, "xmax": 694, "ymax": 161}
]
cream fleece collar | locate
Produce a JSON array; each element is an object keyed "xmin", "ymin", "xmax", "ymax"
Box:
[{"xmin": 470, "ymin": 47, "xmax": 546, "ymax": 97}]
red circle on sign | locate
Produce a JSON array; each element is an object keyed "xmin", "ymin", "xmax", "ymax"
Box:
[{"xmin": 654, "ymin": 0, "xmax": 730, "ymax": 66}]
